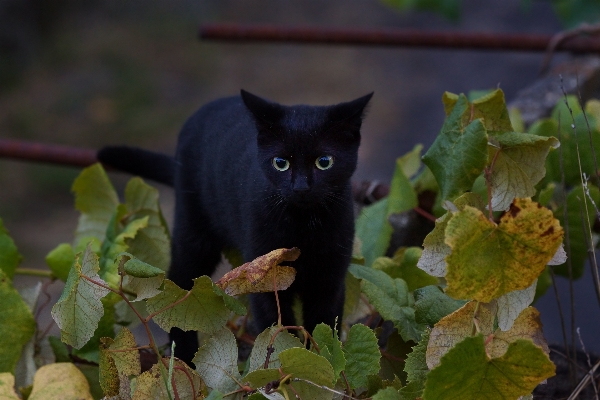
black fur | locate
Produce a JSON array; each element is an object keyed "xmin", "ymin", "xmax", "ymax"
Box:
[{"xmin": 98, "ymin": 90, "xmax": 373, "ymax": 365}]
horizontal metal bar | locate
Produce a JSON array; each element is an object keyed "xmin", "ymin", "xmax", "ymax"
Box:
[
  {"xmin": 0, "ymin": 139, "xmax": 97, "ymax": 168},
  {"xmin": 199, "ymin": 24, "xmax": 600, "ymax": 53}
]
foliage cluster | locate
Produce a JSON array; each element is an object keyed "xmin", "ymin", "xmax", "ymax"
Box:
[{"xmin": 2, "ymin": 88, "xmax": 599, "ymax": 399}]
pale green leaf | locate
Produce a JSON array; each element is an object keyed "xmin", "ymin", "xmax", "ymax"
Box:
[
  {"xmin": 72, "ymin": 163, "xmax": 119, "ymax": 245},
  {"xmin": 247, "ymin": 326, "xmax": 302, "ymax": 373},
  {"xmin": 487, "ymin": 132, "xmax": 559, "ymax": 211},
  {"xmin": 0, "ymin": 373, "xmax": 20, "ymax": 399},
  {"xmin": 373, "ymin": 386, "xmax": 401, "ymax": 399},
  {"xmin": 311, "ymin": 323, "xmax": 346, "ymax": 379},
  {"xmin": 497, "ymin": 280, "xmax": 537, "ymax": 331},
  {"xmin": 193, "ymin": 327, "xmax": 241, "ymax": 394},
  {"xmin": 119, "ymin": 254, "xmax": 165, "ymax": 301},
  {"xmin": 400, "ymin": 329, "xmax": 429, "ymax": 399},
  {"xmin": 45, "ymin": 243, "xmax": 74, "ymax": 282},
  {"xmin": 29, "ymin": 363, "xmax": 93, "ymax": 400},
  {"xmin": 51, "ymin": 243, "xmax": 110, "ymax": 350}
]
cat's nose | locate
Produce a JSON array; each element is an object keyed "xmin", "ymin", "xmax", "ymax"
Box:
[{"xmin": 293, "ymin": 176, "xmax": 310, "ymax": 193}]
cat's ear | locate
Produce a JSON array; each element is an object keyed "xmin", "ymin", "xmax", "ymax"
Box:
[
  {"xmin": 241, "ymin": 90, "xmax": 284, "ymax": 125},
  {"xmin": 328, "ymin": 92, "xmax": 373, "ymax": 124}
]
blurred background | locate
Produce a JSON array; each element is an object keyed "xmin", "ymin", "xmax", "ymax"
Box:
[{"xmin": 2, "ymin": 0, "xmax": 597, "ymax": 354}]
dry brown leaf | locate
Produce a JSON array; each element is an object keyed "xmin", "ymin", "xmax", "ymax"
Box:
[{"xmin": 216, "ymin": 248, "xmax": 300, "ymax": 296}]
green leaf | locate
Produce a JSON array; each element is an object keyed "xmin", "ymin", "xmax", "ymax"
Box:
[
  {"xmin": 100, "ymin": 206, "xmax": 148, "ymax": 286},
  {"xmin": 356, "ymin": 149, "xmax": 419, "ymax": 267},
  {"xmin": 48, "ymin": 336, "xmax": 70, "ymax": 362},
  {"xmin": 382, "ymin": 0, "xmax": 462, "ymax": 21},
  {"xmin": 444, "ymin": 198, "xmax": 563, "ymax": 302},
  {"xmin": 311, "ymin": 324, "xmax": 346, "ymax": 380},
  {"xmin": 211, "ymin": 284, "xmax": 247, "ymax": 316},
  {"xmin": 0, "ymin": 269, "xmax": 36, "ymax": 373},
  {"xmin": 123, "ymin": 177, "xmax": 171, "ymax": 271},
  {"xmin": 423, "ymin": 94, "xmax": 489, "ymax": 201},
  {"xmin": 374, "ymin": 247, "xmax": 437, "ymax": 292},
  {"xmin": 72, "ymin": 163, "xmax": 119, "ymax": 245},
  {"xmin": 342, "ymin": 323, "xmax": 380, "ymax": 389},
  {"xmin": 349, "ymin": 264, "xmax": 425, "ymax": 342},
  {"xmin": 356, "ymin": 198, "xmax": 390, "ymax": 268},
  {"xmin": 379, "ymin": 330, "xmax": 413, "ymax": 382},
  {"xmin": 554, "ymin": 185, "xmax": 600, "ymax": 278},
  {"xmin": 469, "ymin": 89, "xmax": 513, "ymax": 133},
  {"xmin": 413, "ymin": 285, "xmax": 466, "ymax": 327},
  {"xmin": 278, "ymin": 347, "xmax": 335, "ymax": 398},
  {"xmin": 487, "ymin": 132, "xmax": 559, "ymax": 211},
  {"xmin": 51, "ymin": 243, "xmax": 111, "ymax": 349},
  {"xmin": 343, "ymin": 270, "xmax": 371, "ymax": 324},
  {"xmin": 45, "ymin": 243, "xmax": 74, "ymax": 282},
  {"xmin": 146, "ymin": 277, "xmax": 232, "ymax": 334},
  {"xmin": 399, "ymin": 329, "xmax": 430, "ymax": 399},
  {"xmin": 118, "ymin": 254, "xmax": 165, "ymax": 302},
  {"xmin": 373, "ymin": 386, "xmax": 401, "ymax": 400},
  {"xmin": 0, "ymin": 219, "xmax": 22, "ymax": 279},
  {"xmin": 193, "ymin": 327, "xmax": 240, "ymax": 394},
  {"xmin": 247, "ymin": 326, "xmax": 303, "ymax": 373},
  {"xmin": 422, "ymin": 335, "xmax": 555, "ymax": 400}
]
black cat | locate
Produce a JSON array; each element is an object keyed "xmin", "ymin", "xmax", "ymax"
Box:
[{"xmin": 98, "ymin": 90, "xmax": 372, "ymax": 364}]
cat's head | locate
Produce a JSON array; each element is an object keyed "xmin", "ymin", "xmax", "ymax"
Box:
[{"xmin": 241, "ymin": 90, "xmax": 372, "ymax": 208}]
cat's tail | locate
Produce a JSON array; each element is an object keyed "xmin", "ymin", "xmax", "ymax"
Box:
[{"xmin": 97, "ymin": 146, "xmax": 175, "ymax": 186}]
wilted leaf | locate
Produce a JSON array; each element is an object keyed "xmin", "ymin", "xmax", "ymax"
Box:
[
  {"xmin": 496, "ymin": 280, "xmax": 537, "ymax": 331},
  {"xmin": 343, "ymin": 323, "xmax": 380, "ymax": 389},
  {"xmin": 426, "ymin": 301, "xmax": 549, "ymax": 369},
  {"xmin": 216, "ymin": 248, "xmax": 299, "ymax": 296},
  {"xmin": 51, "ymin": 243, "xmax": 111, "ymax": 349},
  {"xmin": 28, "ymin": 363, "xmax": 93, "ymax": 400},
  {"xmin": 133, "ymin": 358, "xmax": 203, "ymax": 400},
  {"xmin": 193, "ymin": 327, "xmax": 241, "ymax": 394},
  {"xmin": 417, "ymin": 192, "xmax": 486, "ymax": 278},
  {"xmin": 349, "ymin": 264, "xmax": 425, "ymax": 342},
  {"xmin": 312, "ymin": 324, "xmax": 346, "ymax": 380},
  {"xmin": 422, "ymin": 335, "xmax": 554, "ymax": 400},
  {"xmin": 445, "ymin": 198, "xmax": 563, "ymax": 302},
  {"xmin": 487, "ymin": 132, "xmax": 559, "ymax": 211},
  {"xmin": 72, "ymin": 163, "xmax": 119, "ymax": 245},
  {"xmin": 147, "ymin": 277, "xmax": 233, "ymax": 334},
  {"xmin": 0, "ymin": 219, "xmax": 21, "ymax": 279},
  {"xmin": 248, "ymin": 326, "xmax": 303, "ymax": 373},
  {"xmin": 423, "ymin": 94, "xmax": 489, "ymax": 201}
]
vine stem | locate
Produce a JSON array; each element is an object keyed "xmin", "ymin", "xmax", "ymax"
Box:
[
  {"xmin": 484, "ymin": 146, "xmax": 501, "ymax": 221},
  {"xmin": 14, "ymin": 268, "xmax": 53, "ymax": 278},
  {"xmin": 273, "ymin": 271, "xmax": 282, "ymax": 327}
]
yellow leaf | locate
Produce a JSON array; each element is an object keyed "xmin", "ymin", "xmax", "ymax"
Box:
[{"xmin": 29, "ymin": 363, "xmax": 93, "ymax": 400}]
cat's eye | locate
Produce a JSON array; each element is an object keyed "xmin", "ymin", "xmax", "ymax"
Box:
[
  {"xmin": 272, "ymin": 157, "xmax": 290, "ymax": 171},
  {"xmin": 315, "ymin": 155, "xmax": 334, "ymax": 170}
]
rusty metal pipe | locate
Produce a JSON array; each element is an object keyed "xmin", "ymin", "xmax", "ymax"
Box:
[
  {"xmin": 199, "ymin": 24, "xmax": 600, "ymax": 53},
  {"xmin": 0, "ymin": 139, "xmax": 97, "ymax": 168}
]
